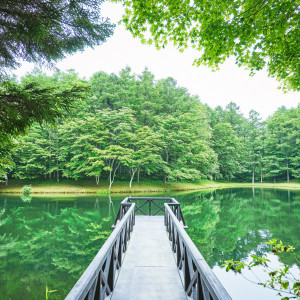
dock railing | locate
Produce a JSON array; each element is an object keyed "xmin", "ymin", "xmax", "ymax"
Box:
[
  {"xmin": 65, "ymin": 203, "xmax": 135, "ymax": 300},
  {"xmin": 66, "ymin": 197, "xmax": 232, "ymax": 300},
  {"xmin": 165, "ymin": 203, "xmax": 231, "ymax": 300},
  {"xmin": 112, "ymin": 197, "xmax": 188, "ymax": 228}
]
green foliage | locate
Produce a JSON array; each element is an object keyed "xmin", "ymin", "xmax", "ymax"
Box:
[
  {"xmin": 0, "ymin": 0, "xmax": 114, "ymax": 174},
  {"xmin": 116, "ymin": 0, "xmax": 299, "ymax": 91},
  {"xmin": 0, "ymin": 0, "xmax": 114, "ymax": 72},
  {"xmin": 21, "ymin": 185, "xmax": 32, "ymax": 203},
  {"xmin": 2, "ymin": 68, "xmax": 300, "ymax": 185},
  {"xmin": 212, "ymin": 123, "xmax": 243, "ymax": 180},
  {"xmin": 223, "ymin": 239, "xmax": 300, "ymax": 299},
  {"xmin": 0, "ymin": 71, "xmax": 89, "ymax": 175},
  {"xmin": 10, "ymin": 68, "xmax": 218, "ymax": 186},
  {"xmin": 22, "ymin": 185, "xmax": 32, "ymax": 195}
]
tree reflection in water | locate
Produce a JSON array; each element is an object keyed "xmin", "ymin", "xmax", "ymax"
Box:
[
  {"xmin": 180, "ymin": 189, "xmax": 299, "ymax": 268},
  {"xmin": 0, "ymin": 189, "xmax": 299, "ymax": 299},
  {"xmin": 0, "ymin": 196, "xmax": 119, "ymax": 299}
]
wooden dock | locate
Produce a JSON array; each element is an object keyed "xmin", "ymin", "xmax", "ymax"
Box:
[
  {"xmin": 111, "ymin": 216, "xmax": 187, "ymax": 300},
  {"xmin": 65, "ymin": 197, "xmax": 232, "ymax": 300}
]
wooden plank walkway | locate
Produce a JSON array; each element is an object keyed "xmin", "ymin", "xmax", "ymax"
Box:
[{"xmin": 111, "ymin": 216, "xmax": 187, "ymax": 300}]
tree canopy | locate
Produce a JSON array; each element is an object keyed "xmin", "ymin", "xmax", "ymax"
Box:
[
  {"xmin": 0, "ymin": 0, "xmax": 114, "ymax": 72},
  {"xmin": 0, "ymin": 0, "xmax": 114, "ymax": 172},
  {"xmin": 6, "ymin": 68, "xmax": 300, "ymax": 186},
  {"xmin": 0, "ymin": 70, "xmax": 89, "ymax": 173},
  {"xmin": 116, "ymin": 0, "xmax": 300, "ymax": 91}
]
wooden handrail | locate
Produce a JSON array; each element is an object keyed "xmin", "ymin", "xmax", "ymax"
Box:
[
  {"xmin": 112, "ymin": 197, "xmax": 187, "ymax": 228},
  {"xmin": 65, "ymin": 203, "xmax": 135, "ymax": 300},
  {"xmin": 66, "ymin": 198, "xmax": 231, "ymax": 300},
  {"xmin": 164, "ymin": 204, "xmax": 232, "ymax": 300}
]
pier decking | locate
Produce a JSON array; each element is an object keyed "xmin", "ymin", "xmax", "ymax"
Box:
[
  {"xmin": 65, "ymin": 197, "xmax": 231, "ymax": 300},
  {"xmin": 111, "ymin": 216, "xmax": 186, "ymax": 300}
]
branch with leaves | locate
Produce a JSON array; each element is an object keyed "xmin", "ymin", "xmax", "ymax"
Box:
[{"xmin": 223, "ymin": 239, "xmax": 300, "ymax": 299}]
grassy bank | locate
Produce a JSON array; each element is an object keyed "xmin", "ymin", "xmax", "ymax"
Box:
[{"xmin": 0, "ymin": 179, "xmax": 300, "ymax": 195}]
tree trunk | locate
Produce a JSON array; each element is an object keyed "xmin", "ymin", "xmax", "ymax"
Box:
[
  {"xmin": 109, "ymin": 170, "xmax": 113, "ymax": 189},
  {"xmin": 164, "ymin": 150, "xmax": 169, "ymax": 183},
  {"xmin": 164, "ymin": 174, "xmax": 168, "ymax": 183},
  {"xmin": 56, "ymin": 160, "xmax": 59, "ymax": 182},
  {"xmin": 286, "ymin": 159, "xmax": 289, "ymax": 183},
  {"xmin": 137, "ymin": 168, "xmax": 140, "ymax": 183},
  {"xmin": 252, "ymin": 164, "xmax": 255, "ymax": 184},
  {"xmin": 260, "ymin": 170, "xmax": 263, "ymax": 183},
  {"xmin": 95, "ymin": 175, "xmax": 99, "ymax": 185},
  {"xmin": 109, "ymin": 162, "xmax": 121, "ymax": 189},
  {"xmin": 5, "ymin": 176, "xmax": 8, "ymax": 186},
  {"xmin": 129, "ymin": 169, "xmax": 137, "ymax": 188}
]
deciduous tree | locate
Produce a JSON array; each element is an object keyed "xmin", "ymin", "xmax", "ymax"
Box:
[{"xmin": 117, "ymin": 0, "xmax": 299, "ymax": 91}]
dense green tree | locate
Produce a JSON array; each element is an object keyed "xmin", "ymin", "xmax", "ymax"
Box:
[
  {"xmin": 59, "ymin": 116, "xmax": 108, "ymax": 183},
  {"xmin": 247, "ymin": 110, "xmax": 263, "ymax": 183},
  {"xmin": 0, "ymin": 70, "xmax": 89, "ymax": 177},
  {"xmin": 212, "ymin": 123, "xmax": 243, "ymax": 180},
  {"xmin": 124, "ymin": 126, "xmax": 165, "ymax": 187},
  {"xmin": 0, "ymin": 0, "xmax": 114, "ymax": 176},
  {"xmin": 6, "ymin": 68, "xmax": 300, "ymax": 184},
  {"xmin": 116, "ymin": 0, "xmax": 300, "ymax": 91},
  {"xmin": 256, "ymin": 124, "xmax": 270, "ymax": 183},
  {"xmin": 0, "ymin": 0, "xmax": 114, "ymax": 72},
  {"xmin": 265, "ymin": 106, "xmax": 300, "ymax": 181}
]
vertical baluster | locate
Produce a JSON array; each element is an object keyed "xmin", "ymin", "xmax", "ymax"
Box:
[
  {"xmin": 200, "ymin": 277, "xmax": 210, "ymax": 300},
  {"xmin": 178, "ymin": 205, "xmax": 182, "ymax": 222},
  {"xmin": 117, "ymin": 233, "xmax": 122, "ymax": 268},
  {"xmin": 93, "ymin": 271, "xmax": 102, "ymax": 300},
  {"xmin": 123, "ymin": 223, "xmax": 128, "ymax": 252},
  {"xmin": 87, "ymin": 275, "xmax": 98, "ymax": 300},
  {"xmin": 165, "ymin": 212, "xmax": 168, "ymax": 231},
  {"xmin": 171, "ymin": 224, "xmax": 176, "ymax": 251},
  {"xmin": 168, "ymin": 220, "xmax": 172, "ymax": 241},
  {"xmin": 196, "ymin": 272, "xmax": 205, "ymax": 300},
  {"xmin": 107, "ymin": 247, "xmax": 115, "ymax": 293},
  {"xmin": 149, "ymin": 199, "xmax": 151, "ymax": 215},
  {"xmin": 164, "ymin": 206, "xmax": 167, "ymax": 226},
  {"xmin": 184, "ymin": 247, "xmax": 191, "ymax": 292},
  {"xmin": 176, "ymin": 232, "xmax": 181, "ymax": 267}
]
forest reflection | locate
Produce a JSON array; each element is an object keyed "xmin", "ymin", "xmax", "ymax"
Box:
[
  {"xmin": 0, "ymin": 189, "xmax": 299, "ymax": 299},
  {"xmin": 0, "ymin": 196, "xmax": 123, "ymax": 299},
  {"xmin": 179, "ymin": 188, "xmax": 300, "ymax": 268}
]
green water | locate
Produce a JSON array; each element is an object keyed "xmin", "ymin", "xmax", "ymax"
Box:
[{"xmin": 0, "ymin": 188, "xmax": 299, "ymax": 299}]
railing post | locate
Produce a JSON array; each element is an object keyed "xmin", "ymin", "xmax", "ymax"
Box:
[
  {"xmin": 107, "ymin": 248, "xmax": 115, "ymax": 293},
  {"xmin": 201, "ymin": 278, "xmax": 211, "ymax": 300},
  {"xmin": 164, "ymin": 203, "xmax": 231, "ymax": 300},
  {"xmin": 184, "ymin": 246, "xmax": 191, "ymax": 292},
  {"xmin": 149, "ymin": 199, "xmax": 151, "ymax": 215}
]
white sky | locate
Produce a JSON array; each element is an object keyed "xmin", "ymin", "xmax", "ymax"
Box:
[{"xmin": 16, "ymin": 2, "xmax": 299, "ymax": 120}]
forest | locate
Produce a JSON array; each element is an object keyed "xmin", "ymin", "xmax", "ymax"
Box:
[{"xmin": 2, "ymin": 68, "xmax": 300, "ymax": 188}]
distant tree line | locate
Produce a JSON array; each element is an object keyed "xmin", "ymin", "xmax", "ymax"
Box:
[{"xmin": 4, "ymin": 68, "xmax": 300, "ymax": 187}]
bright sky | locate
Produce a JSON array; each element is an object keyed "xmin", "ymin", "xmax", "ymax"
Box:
[{"xmin": 16, "ymin": 2, "xmax": 299, "ymax": 120}]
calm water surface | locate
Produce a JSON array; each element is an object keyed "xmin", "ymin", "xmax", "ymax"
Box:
[{"xmin": 0, "ymin": 188, "xmax": 299, "ymax": 299}]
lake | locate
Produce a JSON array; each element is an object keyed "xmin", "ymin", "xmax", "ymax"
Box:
[{"xmin": 0, "ymin": 188, "xmax": 299, "ymax": 299}]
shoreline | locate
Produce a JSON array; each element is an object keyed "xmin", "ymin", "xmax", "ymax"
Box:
[{"xmin": 0, "ymin": 180, "xmax": 299, "ymax": 195}]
